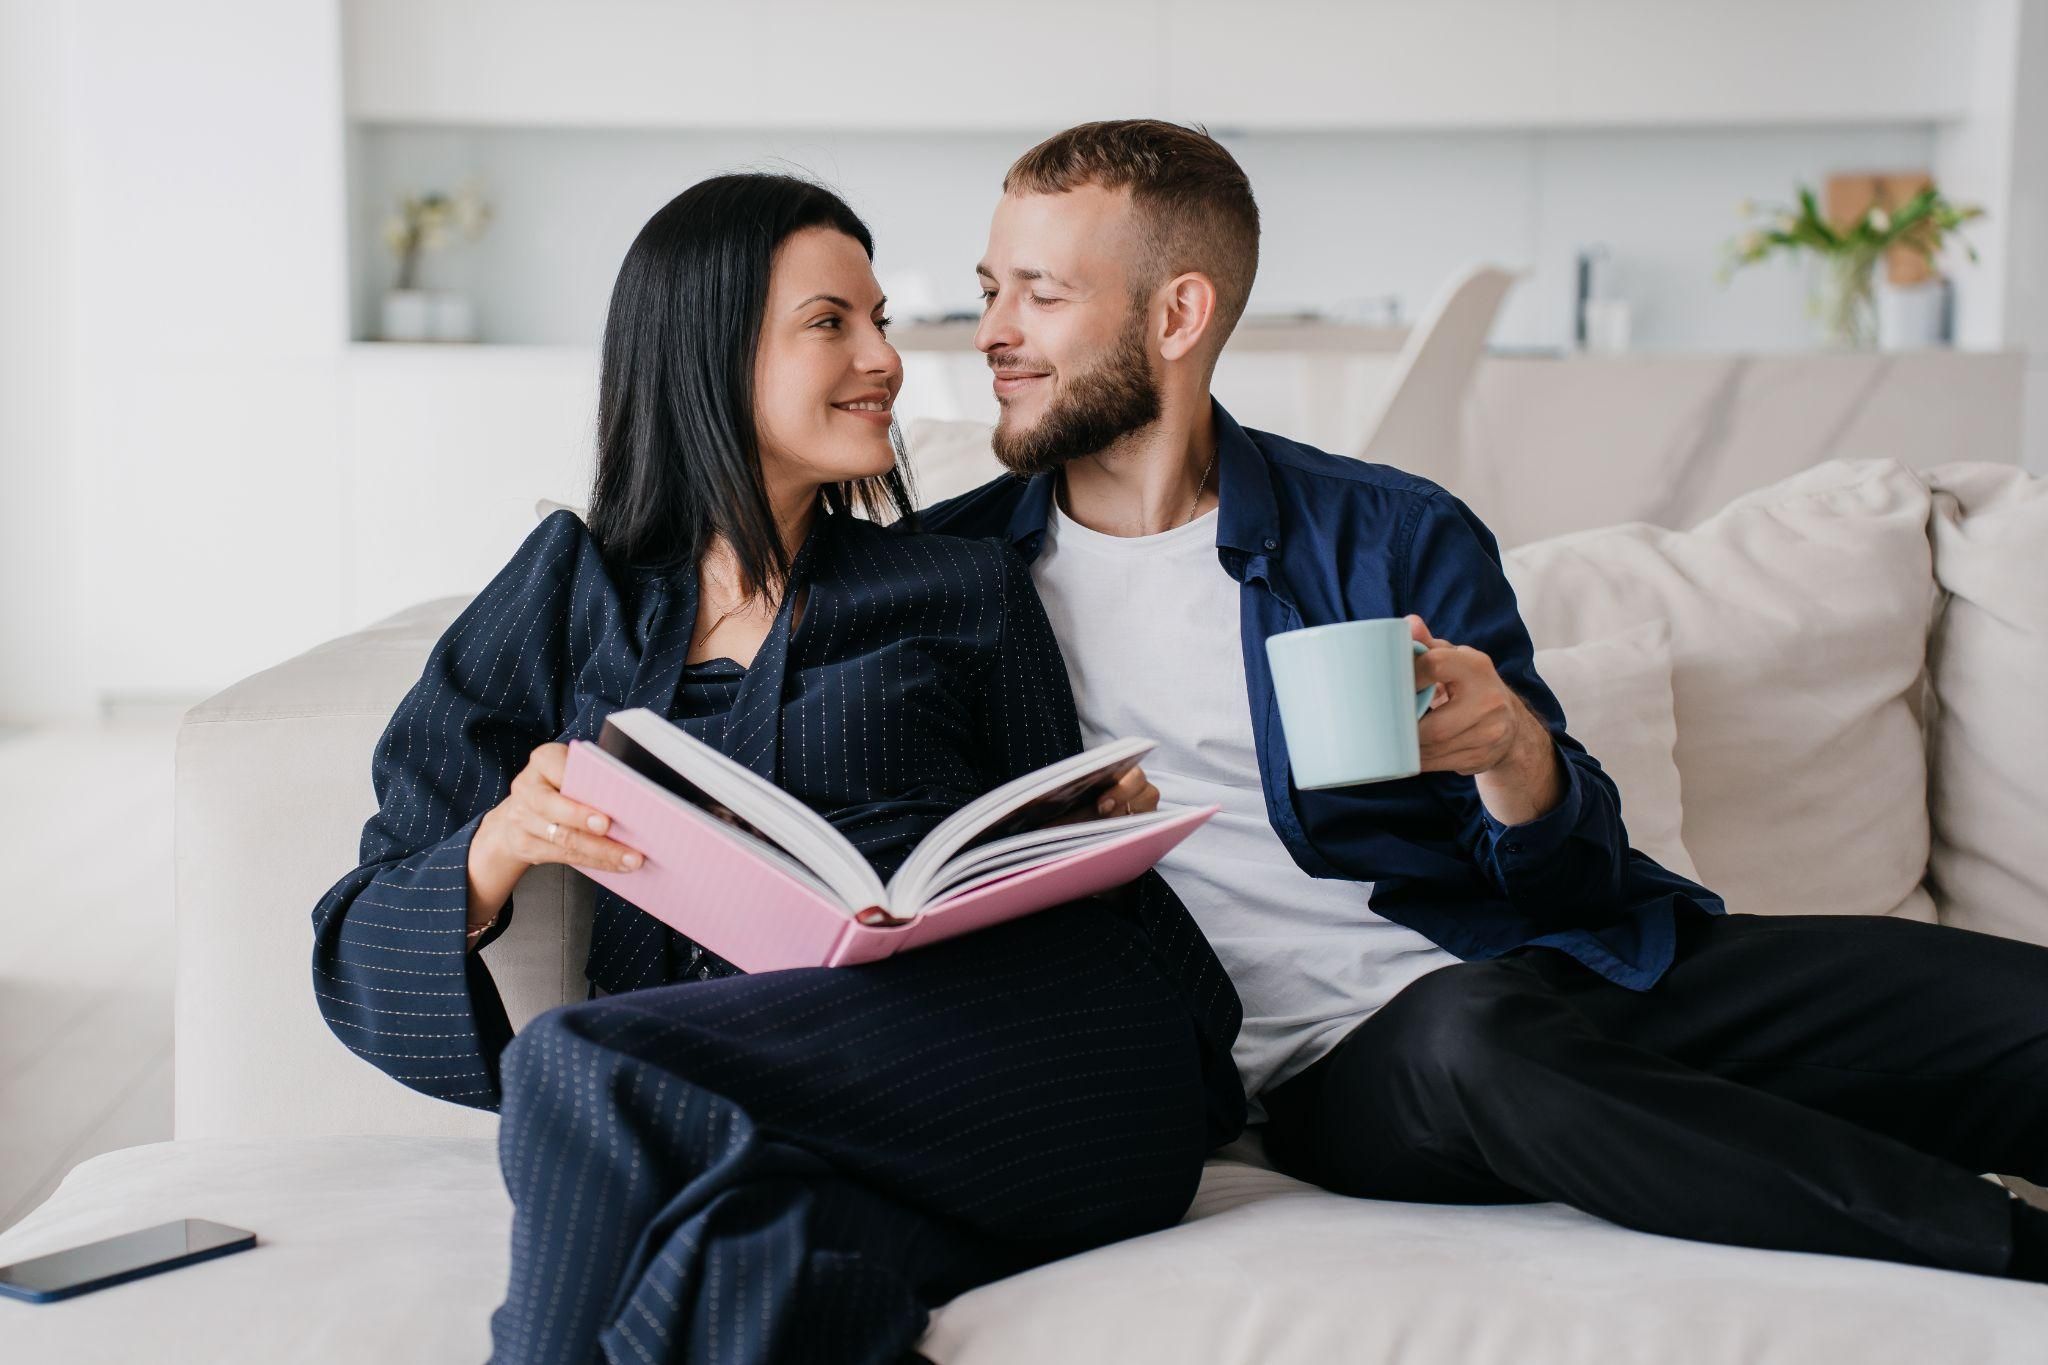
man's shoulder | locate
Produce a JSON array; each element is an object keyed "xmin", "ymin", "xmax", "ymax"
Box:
[
  {"xmin": 1244, "ymin": 423, "xmax": 1450, "ymax": 508},
  {"xmin": 914, "ymin": 474, "xmax": 1033, "ymax": 541}
]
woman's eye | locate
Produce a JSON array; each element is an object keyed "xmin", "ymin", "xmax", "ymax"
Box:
[
  {"xmin": 874, "ymin": 315, "xmax": 893, "ymax": 332},
  {"xmin": 811, "ymin": 316, "xmax": 841, "ymax": 330},
  {"xmin": 1030, "ymin": 294, "xmax": 1058, "ymax": 307}
]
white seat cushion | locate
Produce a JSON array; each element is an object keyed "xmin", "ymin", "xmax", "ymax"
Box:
[
  {"xmin": 928, "ymin": 1139, "xmax": 2048, "ymax": 1365},
  {"xmin": 6, "ymin": 1136, "xmax": 2043, "ymax": 1365},
  {"xmin": 0, "ymin": 1137, "xmax": 510, "ymax": 1363}
]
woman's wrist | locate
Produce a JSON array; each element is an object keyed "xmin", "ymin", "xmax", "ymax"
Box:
[{"xmin": 465, "ymin": 807, "xmax": 523, "ymax": 931}]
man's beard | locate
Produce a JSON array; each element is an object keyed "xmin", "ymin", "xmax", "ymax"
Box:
[{"xmin": 990, "ymin": 310, "xmax": 1161, "ymax": 476}]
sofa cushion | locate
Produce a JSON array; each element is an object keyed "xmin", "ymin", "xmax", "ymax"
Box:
[
  {"xmin": 1503, "ymin": 460, "xmax": 1937, "ymax": 921},
  {"xmin": 176, "ymin": 596, "xmax": 587, "ymax": 1142},
  {"xmin": 1924, "ymin": 462, "xmax": 2048, "ymax": 947},
  {"xmin": 927, "ymin": 1142, "xmax": 2048, "ymax": 1365},
  {"xmin": 0, "ymin": 1137, "xmax": 510, "ymax": 1363},
  {"xmin": 8, "ymin": 1136, "xmax": 2042, "ymax": 1365},
  {"xmin": 1533, "ymin": 620, "xmax": 1699, "ymax": 883}
]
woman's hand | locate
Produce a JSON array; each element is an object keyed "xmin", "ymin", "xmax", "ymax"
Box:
[
  {"xmin": 1092, "ymin": 763, "xmax": 1161, "ymax": 819},
  {"xmin": 467, "ymin": 742, "xmax": 645, "ymax": 928}
]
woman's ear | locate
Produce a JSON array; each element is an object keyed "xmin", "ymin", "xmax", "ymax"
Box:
[{"xmin": 1157, "ymin": 271, "xmax": 1220, "ymax": 364}]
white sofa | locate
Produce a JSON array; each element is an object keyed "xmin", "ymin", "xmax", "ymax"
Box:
[{"xmin": 5, "ymin": 452, "xmax": 2048, "ymax": 1363}]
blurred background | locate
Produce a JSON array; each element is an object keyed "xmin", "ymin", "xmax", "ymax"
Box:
[{"xmin": 0, "ymin": 0, "xmax": 2044, "ymax": 1229}]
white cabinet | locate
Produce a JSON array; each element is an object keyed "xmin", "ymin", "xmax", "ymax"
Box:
[
  {"xmin": 344, "ymin": 0, "xmax": 1168, "ymax": 129},
  {"xmin": 346, "ymin": 0, "xmax": 1979, "ymax": 132}
]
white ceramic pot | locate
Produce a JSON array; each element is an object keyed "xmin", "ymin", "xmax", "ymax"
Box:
[
  {"xmin": 380, "ymin": 289, "xmax": 433, "ymax": 342},
  {"xmin": 430, "ymin": 292, "xmax": 477, "ymax": 343}
]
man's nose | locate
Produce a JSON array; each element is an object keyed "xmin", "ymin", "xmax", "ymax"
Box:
[{"xmin": 974, "ymin": 298, "xmax": 1018, "ymax": 356}]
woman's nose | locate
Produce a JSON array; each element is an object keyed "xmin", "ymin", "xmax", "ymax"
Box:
[{"xmin": 860, "ymin": 335, "xmax": 902, "ymax": 384}]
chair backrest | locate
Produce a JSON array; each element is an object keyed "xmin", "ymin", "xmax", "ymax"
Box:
[{"xmin": 1357, "ymin": 264, "xmax": 1518, "ymax": 472}]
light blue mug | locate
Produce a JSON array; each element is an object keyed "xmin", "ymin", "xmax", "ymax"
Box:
[{"xmin": 1265, "ymin": 619, "xmax": 1438, "ymax": 790}]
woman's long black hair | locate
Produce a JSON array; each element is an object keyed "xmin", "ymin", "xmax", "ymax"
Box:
[{"xmin": 585, "ymin": 173, "xmax": 916, "ymax": 598}]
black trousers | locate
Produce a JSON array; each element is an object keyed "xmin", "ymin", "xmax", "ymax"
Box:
[
  {"xmin": 485, "ymin": 898, "xmax": 1220, "ymax": 1365},
  {"xmin": 1262, "ymin": 908, "xmax": 2048, "ymax": 1276}
]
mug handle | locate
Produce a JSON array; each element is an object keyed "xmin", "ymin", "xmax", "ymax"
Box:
[{"xmin": 1412, "ymin": 639, "xmax": 1438, "ymax": 720}]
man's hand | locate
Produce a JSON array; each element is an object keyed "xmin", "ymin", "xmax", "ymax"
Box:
[{"xmin": 1406, "ymin": 614, "xmax": 1565, "ymax": 827}]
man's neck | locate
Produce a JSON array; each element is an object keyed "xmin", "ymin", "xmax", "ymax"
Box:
[{"xmin": 1057, "ymin": 392, "xmax": 1218, "ymax": 538}]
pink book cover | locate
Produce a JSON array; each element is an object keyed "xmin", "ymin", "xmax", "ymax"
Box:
[{"xmin": 561, "ymin": 739, "xmax": 1217, "ymax": 974}]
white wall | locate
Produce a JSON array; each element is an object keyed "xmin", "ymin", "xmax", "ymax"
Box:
[
  {"xmin": 0, "ymin": 0, "xmax": 88, "ymax": 721},
  {"xmin": 57, "ymin": 0, "xmax": 352, "ymax": 713}
]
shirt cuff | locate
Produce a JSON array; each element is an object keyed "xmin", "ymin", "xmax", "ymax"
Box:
[{"xmin": 1478, "ymin": 738, "xmax": 1584, "ymax": 867}]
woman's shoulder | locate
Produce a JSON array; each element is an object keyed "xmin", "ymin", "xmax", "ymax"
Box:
[{"xmin": 440, "ymin": 509, "xmax": 636, "ymax": 661}]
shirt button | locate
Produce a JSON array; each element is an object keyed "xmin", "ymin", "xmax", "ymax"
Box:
[
  {"xmin": 1262, "ymin": 537, "xmax": 1278, "ymax": 550},
  {"xmin": 1504, "ymin": 840, "xmax": 1523, "ymax": 854}
]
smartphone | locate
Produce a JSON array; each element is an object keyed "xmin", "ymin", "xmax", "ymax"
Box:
[{"xmin": 0, "ymin": 1218, "xmax": 257, "ymax": 1303}]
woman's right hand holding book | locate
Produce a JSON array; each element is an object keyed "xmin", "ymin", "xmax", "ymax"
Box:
[{"xmin": 466, "ymin": 742, "xmax": 646, "ymax": 938}]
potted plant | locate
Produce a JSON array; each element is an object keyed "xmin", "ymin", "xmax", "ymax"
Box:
[
  {"xmin": 1720, "ymin": 183, "xmax": 1984, "ymax": 349},
  {"xmin": 379, "ymin": 179, "xmax": 493, "ymax": 342}
]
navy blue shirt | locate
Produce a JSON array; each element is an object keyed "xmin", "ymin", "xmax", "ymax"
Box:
[{"xmin": 917, "ymin": 400, "xmax": 1727, "ymax": 992}]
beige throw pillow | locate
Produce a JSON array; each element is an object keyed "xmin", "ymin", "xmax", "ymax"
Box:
[
  {"xmin": 1503, "ymin": 459, "xmax": 1938, "ymax": 921},
  {"xmin": 1532, "ymin": 621, "xmax": 1700, "ymax": 885},
  {"xmin": 1924, "ymin": 462, "xmax": 2048, "ymax": 947}
]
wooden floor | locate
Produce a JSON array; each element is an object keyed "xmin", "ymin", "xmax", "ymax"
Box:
[{"xmin": 0, "ymin": 719, "xmax": 178, "ymax": 1235}]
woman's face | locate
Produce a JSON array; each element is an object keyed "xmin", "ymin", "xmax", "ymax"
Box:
[{"xmin": 752, "ymin": 226, "xmax": 903, "ymax": 498}]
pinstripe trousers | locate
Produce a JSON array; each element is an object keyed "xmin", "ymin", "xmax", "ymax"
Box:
[{"xmin": 485, "ymin": 897, "xmax": 1217, "ymax": 1365}]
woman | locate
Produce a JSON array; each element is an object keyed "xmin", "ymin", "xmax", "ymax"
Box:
[{"xmin": 310, "ymin": 174, "xmax": 1244, "ymax": 1365}]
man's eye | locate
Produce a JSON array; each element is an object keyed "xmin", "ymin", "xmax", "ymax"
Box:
[
  {"xmin": 978, "ymin": 289, "xmax": 996, "ymax": 304},
  {"xmin": 1030, "ymin": 294, "xmax": 1058, "ymax": 307}
]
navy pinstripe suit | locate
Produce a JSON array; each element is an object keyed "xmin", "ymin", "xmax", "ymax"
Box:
[{"xmin": 311, "ymin": 508, "xmax": 1245, "ymax": 1364}]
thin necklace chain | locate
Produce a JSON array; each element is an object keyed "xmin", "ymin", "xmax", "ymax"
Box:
[
  {"xmin": 1058, "ymin": 447, "xmax": 1218, "ymax": 530},
  {"xmin": 1184, "ymin": 446, "xmax": 1218, "ymax": 528},
  {"xmin": 694, "ymin": 570, "xmax": 773, "ymax": 650}
]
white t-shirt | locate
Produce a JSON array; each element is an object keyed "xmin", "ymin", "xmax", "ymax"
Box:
[{"xmin": 1030, "ymin": 496, "xmax": 1463, "ymax": 1121}]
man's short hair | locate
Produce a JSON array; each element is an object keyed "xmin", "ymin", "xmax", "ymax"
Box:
[{"xmin": 1004, "ymin": 119, "xmax": 1260, "ymax": 352}]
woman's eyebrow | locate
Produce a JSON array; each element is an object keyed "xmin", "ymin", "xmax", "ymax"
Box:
[{"xmin": 790, "ymin": 293, "xmax": 887, "ymax": 313}]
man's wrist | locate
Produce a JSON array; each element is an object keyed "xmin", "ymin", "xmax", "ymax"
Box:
[{"xmin": 1476, "ymin": 701, "xmax": 1565, "ymax": 828}]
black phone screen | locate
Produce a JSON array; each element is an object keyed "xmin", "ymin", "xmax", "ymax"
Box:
[{"xmin": 0, "ymin": 1218, "xmax": 257, "ymax": 1303}]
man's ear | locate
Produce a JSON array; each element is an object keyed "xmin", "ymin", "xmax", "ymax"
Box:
[{"xmin": 1156, "ymin": 271, "xmax": 1219, "ymax": 364}]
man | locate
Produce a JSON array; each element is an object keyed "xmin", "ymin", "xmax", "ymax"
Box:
[{"xmin": 919, "ymin": 118, "xmax": 2048, "ymax": 1283}]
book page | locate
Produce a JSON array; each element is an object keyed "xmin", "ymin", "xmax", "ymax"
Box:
[
  {"xmin": 884, "ymin": 738, "xmax": 1154, "ymax": 912},
  {"xmin": 601, "ymin": 708, "xmax": 886, "ymax": 913}
]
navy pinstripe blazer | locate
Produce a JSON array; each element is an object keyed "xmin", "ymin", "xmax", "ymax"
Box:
[{"xmin": 311, "ymin": 508, "xmax": 1244, "ymax": 1130}]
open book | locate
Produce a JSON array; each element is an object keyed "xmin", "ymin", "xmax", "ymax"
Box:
[{"xmin": 558, "ymin": 707, "xmax": 1219, "ymax": 972}]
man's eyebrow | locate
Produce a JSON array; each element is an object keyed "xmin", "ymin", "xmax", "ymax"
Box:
[{"xmin": 973, "ymin": 265, "xmax": 1074, "ymax": 289}]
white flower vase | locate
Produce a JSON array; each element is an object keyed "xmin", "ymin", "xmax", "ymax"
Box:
[
  {"xmin": 430, "ymin": 292, "xmax": 477, "ymax": 343},
  {"xmin": 381, "ymin": 289, "xmax": 433, "ymax": 342},
  {"xmin": 1876, "ymin": 278, "xmax": 1948, "ymax": 351}
]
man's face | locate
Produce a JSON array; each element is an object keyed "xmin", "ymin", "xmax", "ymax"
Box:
[{"xmin": 974, "ymin": 186, "xmax": 1161, "ymax": 475}]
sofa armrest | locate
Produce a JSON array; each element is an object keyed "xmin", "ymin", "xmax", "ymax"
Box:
[{"xmin": 174, "ymin": 596, "xmax": 593, "ymax": 1141}]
